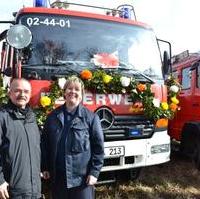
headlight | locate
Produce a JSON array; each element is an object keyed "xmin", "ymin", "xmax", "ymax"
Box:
[{"xmin": 151, "ymin": 144, "xmax": 170, "ymax": 154}]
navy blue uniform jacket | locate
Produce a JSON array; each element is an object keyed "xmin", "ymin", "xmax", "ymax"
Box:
[{"xmin": 42, "ymin": 104, "xmax": 104, "ymax": 188}]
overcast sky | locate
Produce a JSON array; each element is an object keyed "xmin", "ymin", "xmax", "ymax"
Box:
[{"xmin": 0, "ymin": 0, "xmax": 199, "ymax": 55}]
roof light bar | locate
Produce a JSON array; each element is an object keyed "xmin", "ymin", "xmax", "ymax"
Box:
[{"xmin": 34, "ymin": 0, "xmax": 47, "ymax": 7}]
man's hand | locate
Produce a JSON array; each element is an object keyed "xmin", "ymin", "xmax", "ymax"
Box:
[
  {"xmin": 86, "ymin": 175, "xmax": 97, "ymax": 185},
  {"xmin": 0, "ymin": 182, "xmax": 9, "ymax": 199}
]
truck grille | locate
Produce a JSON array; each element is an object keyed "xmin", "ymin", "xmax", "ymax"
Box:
[
  {"xmin": 95, "ymin": 107, "xmax": 155, "ymax": 141},
  {"xmin": 104, "ymin": 115, "xmax": 154, "ymax": 141}
]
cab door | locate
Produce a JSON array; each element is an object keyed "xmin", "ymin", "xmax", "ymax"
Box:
[
  {"xmin": 192, "ymin": 63, "xmax": 200, "ymax": 121},
  {"xmin": 169, "ymin": 66, "xmax": 193, "ymax": 140}
]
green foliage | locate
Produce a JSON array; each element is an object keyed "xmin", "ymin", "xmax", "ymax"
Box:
[
  {"xmin": 34, "ymin": 71, "xmax": 181, "ymax": 125},
  {"xmin": 0, "ymin": 75, "xmax": 8, "ymax": 105},
  {"xmin": 82, "ymin": 69, "xmax": 137, "ymax": 94}
]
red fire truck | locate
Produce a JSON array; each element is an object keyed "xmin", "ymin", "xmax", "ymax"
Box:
[
  {"xmin": 169, "ymin": 50, "xmax": 200, "ymax": 169},
  {"xmin": 0, "ymin": 0, "xmax": 171, "ymax": 182}
]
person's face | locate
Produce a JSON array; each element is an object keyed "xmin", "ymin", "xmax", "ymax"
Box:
[
  {"xmin": 9, "ymin": 80, "xmax": 32, "ymax": 109},
  {"xmin": 64, "ymin": 81, "xmax": 82, "ymax": 108}
]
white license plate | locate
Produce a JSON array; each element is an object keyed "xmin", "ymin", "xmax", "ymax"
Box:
[{"xmin": 104, "ymin": 146, "xmax": 125, "ymax": 157}]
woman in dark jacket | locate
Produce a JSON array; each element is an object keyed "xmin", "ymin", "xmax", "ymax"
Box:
[{"xmin": 42, "ymin": 76, "xmax": 104, "ymax": 199}]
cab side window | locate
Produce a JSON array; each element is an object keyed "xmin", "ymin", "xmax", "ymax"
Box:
[
  {"xmin": 197, "ymin": 65, "xmax": 200, "ymax": 88},
  {"xmin": 182, "ymin": 67, "xmax": 191, "ymax": 89}
]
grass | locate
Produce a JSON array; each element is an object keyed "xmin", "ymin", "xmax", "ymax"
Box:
[{"xmin": 96, "ymin": 153, "xmax": 200, "ymax": 199}]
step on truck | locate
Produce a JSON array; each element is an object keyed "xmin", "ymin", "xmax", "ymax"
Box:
[{"xmin": 0, "ymin": 0, "xmax": 171, "ymax": 183}]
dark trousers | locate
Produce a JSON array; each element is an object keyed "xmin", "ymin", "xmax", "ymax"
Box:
[
  {"xmin": 52, "ymin": 172, "xmax": 95, "ymax": 199},
  {"xmin": 11, "ymin": 196, "xmax": 39, "ymax": 199}
]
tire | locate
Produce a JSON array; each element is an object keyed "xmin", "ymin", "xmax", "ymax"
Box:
[
  {"xmin": 130, "ymin": 168, "xmax": 141, "ymax": 180},
  {"xmin": 193, "ymin": 138, "xmax": 200, "ymax": 170},
  {"xmin": 181, "ymin": 122, "xmax": 200, "ymax": 170},
  {"xmin": 181, "ymin": 122, "xmax": 200, "ymax": 157},
  {"xmin": 116, "ymin": 168, "xmax": 141, "ymax": 182}
]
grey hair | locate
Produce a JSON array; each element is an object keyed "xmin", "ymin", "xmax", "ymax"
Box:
[
  {"xmin": 63, "ymin": 76, "xmax": 85, "ymax": 95},
  {"xmin": 10, "ymin": 78, "xmax": 31, "ymax": 91}
]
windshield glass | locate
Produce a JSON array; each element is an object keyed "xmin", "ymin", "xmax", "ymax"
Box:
[{"xmin": 19, "ymin": 14, "xmax": 162, "ymax": 81}]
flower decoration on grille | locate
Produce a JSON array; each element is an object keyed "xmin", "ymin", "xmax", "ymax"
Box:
[
  {"xmin": 35, "ymin": 81, "xmax": 62, "ymax": 125},
  {"xmin": 165, "ymin": 74, "xmax": 181, "ymax": 114},
  {"xmin": 37, "ymin": 69, "xmax": 181, "ymax": 125},
  {"xmin": 0, "ymin": 70, "xmax": 182, "ymax": 126}
]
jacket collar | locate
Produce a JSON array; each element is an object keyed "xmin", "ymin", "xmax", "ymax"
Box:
[
  {"xmin": 4, "ymin": 101, "xmax": 35, "ymax": 123},
  {"xmin": 56, "ymin": 103, "xmax": 84, "ymax": 126}
]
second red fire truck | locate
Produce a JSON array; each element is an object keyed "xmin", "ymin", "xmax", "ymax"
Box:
[{"xmin": 169, "ymin": 50, "xmax": 200, "ymax": 169}]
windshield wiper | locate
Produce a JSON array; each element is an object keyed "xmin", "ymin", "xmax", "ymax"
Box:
[
  {"xmin": 23, "ymin": 64, "xmax": 79, "ymax": 76},
  {"xmin": 57, "ymin": 60, "xmax": 91, "ymax": 65},
  {"xmin": 117, "ymin": 62, "xmax": 154, "ymax": 83}
]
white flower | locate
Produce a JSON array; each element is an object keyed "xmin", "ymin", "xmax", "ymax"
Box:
[
  {"xmin": 121, "ymin": 88, "xmax": 126, "ymax": 93},
  {"xmin": 153, "ymin": 98, "xmax": 160, "ymax": 108},
  {"xmin": 120, "ymin": 76, "xmax": 131, "ymax": 87},
  {"xmin": 170, "ymin": 85, "xmax": 179, "ymax": 93},
  {"xmin": 132, "ymin": 89, "xmax": 138, "ymax": 94},
  {"xmin": 58, "ymin": 78, "xmax": 66, "ymax": 89}
]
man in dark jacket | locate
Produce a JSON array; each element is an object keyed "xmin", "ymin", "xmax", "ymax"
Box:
[
  {"xmin": 42, "ymin": 76, "xmax": 104, "ymax": 199},
  {"xmin": 0, "ymin": 78, "xmax": 41, "ymax": 199}
]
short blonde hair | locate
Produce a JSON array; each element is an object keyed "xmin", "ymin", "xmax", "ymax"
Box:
[{"xmin": 63, "ymin": 76, "xmax": 85, "ymax": 95}]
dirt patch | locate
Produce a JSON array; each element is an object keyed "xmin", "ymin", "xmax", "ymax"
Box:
[{"xmin": 96, "ymin": 153, "xmax": 200, "ymax": 199}]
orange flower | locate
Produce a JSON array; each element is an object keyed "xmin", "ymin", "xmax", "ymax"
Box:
[
  {"xmin": 80, "ymin": 69, "xmax": 92, "ymax": 80},
  {"xmin": 169, "ymin": 103, "xmax": 178, "ymax": 112},
  {"xmin": 133, "ymin": 102, "xmax": 143, "ymax": 108},
  {"xmin": 129, "ymin": 102, "xmax": 144, "ymax": 113},
  {"xmin": 156, "ymin": 118, "xmax": 168, "ymax": 128},
  {"xmin": 137, "ymin": 83, "xmax": 146, "ymax": 92}
]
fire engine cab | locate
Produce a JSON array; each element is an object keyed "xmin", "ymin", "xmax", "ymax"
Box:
[
  {"xmin": 169, "ymin": 50, "xmax": 200, "ymax": 170},
  {"xmin": 0, "ymin": 0, "xmax": 171, "ymax": 182}
]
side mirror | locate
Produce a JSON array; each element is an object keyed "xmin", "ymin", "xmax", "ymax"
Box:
[
  {"xmin": 0, "ymin": 30, "xmax": 8, "ymax": 42},
  {"xmin": 162, "ymin": 51, "xmax": 171, "ymax": 76},
  {"xmin": 7, "ymin": 24, "xmax": 32, "ymax": 49}
]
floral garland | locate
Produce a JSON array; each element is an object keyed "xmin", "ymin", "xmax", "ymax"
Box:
[
  {"xmin": 0, "ymin": 71, "xmax": 181, "ymax": 126},
  {"xmin": 37, "ymin": 69, "xmax": 181, "ymax": 126},
  {"xmin": 0, "ymin": 75, "xmax": 8, "ymax": 105}
]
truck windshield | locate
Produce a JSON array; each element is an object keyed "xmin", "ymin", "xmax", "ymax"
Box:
[{"xmin": 19, "ymin": 14, "xmax": 162, "ymax": 80}]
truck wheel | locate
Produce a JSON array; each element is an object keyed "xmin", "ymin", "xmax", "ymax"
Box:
[
  {"xmin": 116, "ymin": 168, "xmax": 141, "ymax": 182},
  {"xmin": 130, "ymin": 168, "xmax": 141, "ymax": 180},
  {"xmin": 181, "ymin": 122, "xmax": 200, "ymax": 170},
  {"xmin": 193, "ymin": 139, "xmax": 200, "ymax": 170}
]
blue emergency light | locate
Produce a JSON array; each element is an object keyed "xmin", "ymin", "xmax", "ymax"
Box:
[
  {"xmin": 117, "ymin": 4, "xmax": 134, "ymax": 19},
  {"xmin": 34, "ymin": 0, "xmax": 47, "ymax": 7}
]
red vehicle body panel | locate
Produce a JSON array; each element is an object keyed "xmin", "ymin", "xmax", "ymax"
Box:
[
  {"xmin": 169, "ymin": 53, "xmax": 200, "ymax": 141},
  {"xmin": 30, "ymin": 80, "xmax": 167, "ymax": 115},
  {"xmin": 18, "ymin": 7, "xmax": 151, "ymax": 29}
]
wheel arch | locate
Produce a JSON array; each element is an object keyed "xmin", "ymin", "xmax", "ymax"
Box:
[{"xmin": 180, "ymin": 121, "xmax": 200, "ymax": 156}]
